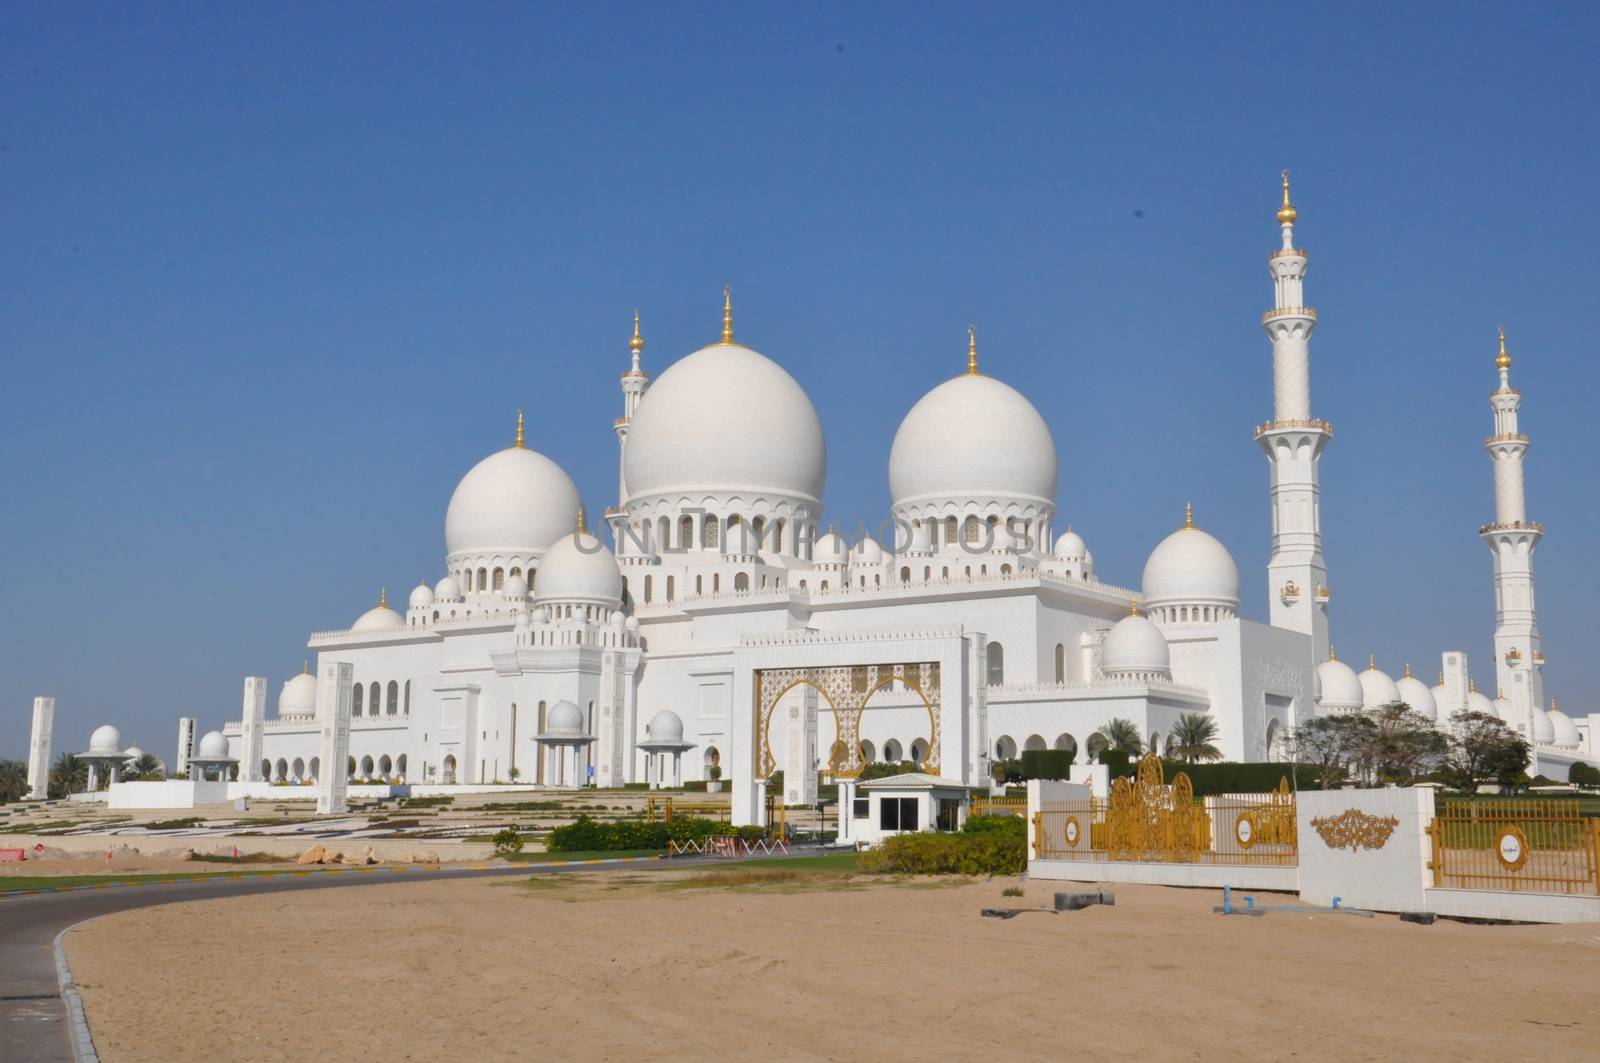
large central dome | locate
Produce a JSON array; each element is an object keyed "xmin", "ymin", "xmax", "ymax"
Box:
[
  {"xmin": 889, "ymin": 370, "xmax": 1057, "ymax": 510},
  {"xmin": 624, "ymin": 341, "xmax": 826, "ymax": 504},
  {"xmin": 445, "ymin": 443, "xmax": 582, "ymax": 558}
]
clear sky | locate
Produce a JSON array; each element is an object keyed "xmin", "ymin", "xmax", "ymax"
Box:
[{"xmin": 3, "ymin": 2, "xmax": 1597, "ymax": 762}]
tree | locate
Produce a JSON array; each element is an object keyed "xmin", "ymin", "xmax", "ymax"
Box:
[
  {"xmin": 1097, "ymin": 718, "xmax": 1144, "ymax": 756},
  {"xmin": 1168, "ymin": 714, "xmax": 1223, "ymax": 763},
  {"xmin": 1285, "ymin": 714, "xmax": 1372, "ymax": 789},
  {"xmin": 0, "ymin": 759, "xmax": 27, "ymax": 804},
  {"xmin": 49, "ymin": 753, "xmax": 88, "ymax": 799},
  {"xmin": 129, "ymin": 754, "xmax": 164, "ymax": 780},
  {"xmin": 1569, "ymin": 762, "xmax": 1600, "ymax": 791},
  {"xmin": 1441, "ymin": 711, "xmax": 1530, "ymax": 793},
  {"xmin": 1365, "ymin": 703, "xmax": 1448, "ymax": 785}
]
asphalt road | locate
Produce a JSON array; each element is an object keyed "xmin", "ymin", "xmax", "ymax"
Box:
[{"xmin": 0, "ymin": 858, "xmax": 669, "ymax": 1062}]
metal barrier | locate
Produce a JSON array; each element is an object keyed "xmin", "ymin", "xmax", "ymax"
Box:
[
  {"xmin": 1031, "ymin": 755, "xmax": 1298, "ymax": 867},
  {"xmin": 1428, "ymin": 799, "xmax": 1600, "ymax": 895},
  {"xmin": 970, "ymin": 794, "xmax": 1028, "ymax": 818}
]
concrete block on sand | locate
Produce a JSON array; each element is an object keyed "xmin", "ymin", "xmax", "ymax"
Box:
[{"xmin": 1055, "ymin": 890, "xmax": 1115, "ymax": 911}]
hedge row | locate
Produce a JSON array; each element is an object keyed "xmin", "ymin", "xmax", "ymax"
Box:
[
  {"xmin": 859, "ymin": 815, "xmax": 1026, "ymax": 875},
  {"xmin": 1019, "ymin": 749, "xmax": 1072, "ymax": 780},
  {"xmin": 545, "ymin": 815, "xmax": 764, "ymax": 852},
  {"xmin": 1093, "ymin": 757, "xmax": 1319, "ymax": 796}
]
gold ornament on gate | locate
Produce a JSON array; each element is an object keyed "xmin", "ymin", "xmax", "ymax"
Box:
[{"xmin": 1310, "ymin": 808, "xmax": 1400, "ymax": 852}]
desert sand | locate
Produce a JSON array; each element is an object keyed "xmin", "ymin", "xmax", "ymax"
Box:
[{"xmin": 65, "ymin": 869, "xmax": 1597, "ymax": 1062}]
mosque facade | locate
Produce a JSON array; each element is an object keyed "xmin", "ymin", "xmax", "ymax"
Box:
[{"xmin": 188, "ymin": 177, "xmax": 1593, "ymax": 819}]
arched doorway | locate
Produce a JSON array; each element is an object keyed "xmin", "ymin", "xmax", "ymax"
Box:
[
  {"xmin": 441, "ymin": 755, "xmax": 457, "ymax": 785},
  {"xmin": 994, "ymin": 735, "xmax": 1018, "ymax": 760},
  {"xmin": 1053, "ymin": 733, "xmax": 1077, "ymax": 759},
  {"xmin": 1024, "ymin": 734, "xmax": 1047, "ymax": 752}
]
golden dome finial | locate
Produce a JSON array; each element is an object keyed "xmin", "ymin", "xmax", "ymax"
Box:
[
  {"xmin": 514, "ymin": 407, "xmax": 526, "ymax": 449},
  {"xmin": 1495, "ymin": 326, "xmax": 1512, "ymax": 370},
  {"xmin": 1329, "ymin": 645, "xmax": 1337, "ymax": 662},
  {"xmin": 1368, "ymin": 653, "xmax": 1376, "ymax": 670},
  {"xmin": 1276, "ymin": 169, "xmax": 1297, "ymax": 225},
  {"xmin": 1438, "ymin": 670, "xmax": 1444, "ymax": 684},
  {"xmin": 721, "ymin": 285, "xmax": 734, "ymax": 344},
  {"xmin": 1469, "ymin": 676, "xmax": 1477, "ymax": 693},
  {"xmin": 630, "ymin": 308, "xmax": 644, "ymax": 354},
  {"xmin": 1184, "ymin": 501, "xmax": 1194, "ymax": 530},
  {"xmin": 1129, "ymin": 600, "xmax": 1139, "ymax": 617},
  {"xmin": 302, "ymin": 660, "xmax": 309, "ymax": 675},
  {"xmin": 379, "ymin": 587, "xmax": 387, "ymax": 608},
  {"xmin": 1499, "ymin": 687, "xmax": 1505, "ymax": 699},
  {"xmin": 576, "ymin": 504, "xmax": 588, "ymax": 535},
  {"xmin": 966, "ymin": 324, "xmax": 979, "ymax": 375},
  {"xmin": 1404, "ymin": 662, "xmax": 1412, "ymax": 679}
]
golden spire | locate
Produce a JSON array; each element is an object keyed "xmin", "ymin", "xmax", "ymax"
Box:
[
  {"xmin": 379, "ymin": 587, "xmax": 388, "ymax": 608},
  {"xmin": 1184, "ymin": 502, "xmax": 1194, "ymax": 530},
  {"xmin": 1276, "ymin": 169, "xmax": 1297, "ymax": 225},
  {"xmin": 302, "ymin": 660, "xmax": 309, "ymax": 675},
  {"xmin": 1495, "ymin": 326, "xmax": 1512, "ymax": 370},
  {"xmin": 514, "ymin": 408, "xmax": 526, "ymax": 449},
  {"xmin": 1404, "ymin": 662, "xmax": 1412, "ymax": 679},
  {"xmin": 630, "ymin": 308, "xmax": 644, "ymax": 353},
  {"xmin": 1470, "ymin": 676, "xmax": 1477, "ymax": 693},
  {"xmin": 1329, "ymin": 645, "xmax": 1337, "ymax": 662},
  {"xmin": 1499, "ymin": 688, "xmax": 1505, "ymax": 699},
  {"xmin": 1130, "ymin": 600, "xmax": 1139, "ymax": 617},
  {"xmin": 1368, "ymin": 653, "xmax": 1376, "ymax": 671},
  {"xmin": 966, "ymin": 325, "xmax": 979, "ymax": 375},
  {"xmin": 721, "ymin": 285, "xmax": 734, "ymax": 343},
  {"xmin": 1438, "ymin": 670, "xmax": 1444, "ymax": 684},
  {"xmin": 576, "ymin": 504, "xmax": 587, "ymax": 535}
]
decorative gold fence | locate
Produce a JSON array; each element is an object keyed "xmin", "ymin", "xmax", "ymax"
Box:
[
  {"xmin": 1031, "ymin": 755, "xmax": 1298, "ymax": 867},
  {"xmin": 1428, "ymin": 799, "xmax": 1600, "ymax": 895},
  {"xmin": 970, "ymin": 793, "xmax": 1028, "ymax": 818}
]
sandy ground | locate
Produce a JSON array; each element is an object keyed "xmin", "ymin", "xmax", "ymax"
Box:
[
  {"xmin": 64, "ymin": 871, "xmax": 1598, "ymax": 1062},
  {"xmin": 0, "ymin": 851, "xmax": 291, "ymax": 878}
]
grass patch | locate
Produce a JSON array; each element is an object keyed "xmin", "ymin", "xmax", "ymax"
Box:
[
  {"xmin": 0, "ymin": 869, "xmax": 297, "ymax": 892},
  {"xmin": 185, "ymin": 852, "xmax": 288, "ymax": 864},
  {"xmin": 694, "ymin": 851, "xmax": 864, "ymax": 872},
  {"xmin": 505, "ymin": 848, "xmax": 661, "ymax": 863}
]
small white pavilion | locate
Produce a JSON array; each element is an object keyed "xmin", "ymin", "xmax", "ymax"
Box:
[
  {"xmin": 534, "ymin": 700, "xmax": 595, "ymax": 788},
  {"xmin": 636, "ymin": 710, "xmax": 695, "ymax": 790}
]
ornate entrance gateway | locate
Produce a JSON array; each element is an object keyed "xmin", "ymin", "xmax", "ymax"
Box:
[{"xmin": 754, "ymin": 662, "xmax": 942, "ymax": 779}]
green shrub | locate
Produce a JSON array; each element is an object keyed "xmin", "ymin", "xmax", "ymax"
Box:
[
  {"xmin": 860, "ymin": 816, "xmax": 1026, "ymax": 875},
  {"xmin": 1098, "ymin": 749, "xmax": 1133, "ymax": 779},
  {"xmin": 545, "ymin": 815, "xmax": 764, "ymax": 852},
  {"xmin": 1159, "ymin": 760, "xmax": 1319, "ymax": 796},
  {"xmin": 1020, "ymin": 749, "xmax": 1073, "ymax": 780},
  {"xmin": 962, "ymin": 814, "xmax": 1026, "ymax": 836},
  {"xmin": 1570, "ymin": 763, "xmax": 1600, "ymax": 790},
  {"xmin": 491, "ymin": 828, "xmax": 525, "ymax": 855}
]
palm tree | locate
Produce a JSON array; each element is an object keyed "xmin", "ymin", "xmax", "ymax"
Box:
[
  {"xmin": 0, "ymin": 759, "xmax": 28, "ymax": 804},
  {"xmin": 1097, "ymin": 718, "xmax": 1144, "ymax": 755},
  {"xmin": 129, "ymin": 754, "xmax": 164, "ymax": 780},
  {"xmin": 1169, "ymin": 713, "xmax": 1223, "ymax": 763},
  {"xmin": 50, "ymin": 752, "xmax": 88, "ymax": 798}
]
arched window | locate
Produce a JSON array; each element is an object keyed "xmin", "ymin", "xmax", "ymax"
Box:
[
  {"xmin": 1000, "ymin": 564, "xmax": 1012, "ymax": 576},
  {"xmin": 899, "ymin": 566, "xmax": 911, "ymax": 582},
  {"xmin": 351, "ymin": 683, "xmax": 364, "ymax": 716},
  {"xmin": 476, "ymin": 567, "xmax": 488, "ymax": 591},
  {"xmin": 404, "ymin": 680, "xmax": 411, "ymax": 715},
  {"xmin": 369, "ymin": 682, "xmax": 380, "ymax": 715},
  {"xmin": 656, "ymin": 516, "xmax": 670, "ymax": 554},
  {"xmin": 702, "ymin": 517, "xmax": 719, "ymax": 549},
  {"xmin": 666, "ymin": 576, "xmax": 675, "ymax": 601},
  {"xmin": 510, "ymin": 567, "xmax": 521, "ymax": 579},
  {"xmin": 923, "ymin": 565, "xmax": 931, "ymax": 580},
  {"xmin": 963, "ymin": 515, "xmax": 982, "ymax": 545},
  {"xmin": 492, "ymin": 567, "xmax": 505, "ymax": 590},
  {"xmin": 734, "ymin": 572, "xmax": 750, "ymax": 591},
  {"xmin": 386, "ymin": 681, "xmax": 399, "ymax": 715},
  {"xmin": 695, "ymin": 575, "xmax": 703, "ymax": 594},
  {"xmin": 986, "ymin": 642, "xmax": 1005, "ymax": 686},
  {"xmin": 680, "ymin": 515, "xmax": 694, "ymax": 549},
  {"xmin": 773, "ymin": 520, "xmax": 785, "ymax": 554},
  {"xmin": 463, "ymin": 570, "xmax": 473, "ymax": 592},
  {"xmin": 1054, "ymin": 643, "xmax": 1066, "ymax": 684},
  {"xmin": 945, "ymin": 516, "xmax": 958, "ymax": 545},
  {"xmin": 643, "ymin": 575, "xmax": 653, "ymax": 603},
  {"xmin": 820, "ymin": 580, "xmax": 829, "ymax": 592},
  {"xmin": 713, "ymin": 574, "xmax": 721, "ymax": 592},
  {"xmin": 726, "ymin": 514, "xmax": 743, "ymax": 552},
  {"xmin": 751, "ymin": 516, "xmax": 766, "ymax": 552},
  {"xmin": 799, "ymin": 579, "xmax": 808, "ymax": 590}
]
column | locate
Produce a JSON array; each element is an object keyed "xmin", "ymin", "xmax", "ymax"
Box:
[{"xmin": 27, "ymin": 696, "xmax": 54, "ymax": 799}]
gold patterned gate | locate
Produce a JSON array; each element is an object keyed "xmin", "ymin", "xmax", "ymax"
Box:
[{"xmin": 754, "ymin": 662, "xmax": 941, "ymax": 780}]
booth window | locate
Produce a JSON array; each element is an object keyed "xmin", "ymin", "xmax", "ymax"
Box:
[
  {"xmin": 879, "ymin": 797, "xmax": 919, "ymax": 831},
  {"xmin": 936, "ymin": 799, "xmax": 961, "ymax": 832}
]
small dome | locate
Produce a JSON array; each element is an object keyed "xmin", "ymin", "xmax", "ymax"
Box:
[
  {"xmin": 1054, "ymin": 528, "xmax": 1087, "ymax": 560},
  {"xmin": 1532, "ymin": 707, "xmax": 1556, "ymax": 745},
  {"xmin": 534, "ymin": 526, "xmax": 623, "ymax": 607},
  {"xmin": 89, "ymin": 724, "xmax": 122, "ymax": 755},
  {"xmin": 503, "ymin": 574, "xmax": 529, "ymax": 599},
  {"xmin": 609, "ymin": 610, "xmax": 626, "ymax": 627},
  {"xmin": 123, "ymin": 745, "xmax": 144, "ymax": 761},
  {"xmin": 445, "ymin": 445, "xmax": 582, "ymax": 559},
  {"xmin": 1431, "ymin": 684, "xmax": 1450, "ymax": 714},
  {"xmin": 1316, "ymin": 658, "xmax": 1364, "ymax": 712},
  {"xmin": 351, "ymin": 594, "xmax": 405, "ymax": 634},
  {"xmin": 532, "ymin": 606, "xmax": 551, "ymax": 624},
  {"xmin": 278, "ymin": 670, "xmax": 317, "ymax": 717},
  {"xmin": 408, "ymin": 582, "xmax": 435, "ymax": 608},
  {"xmin": 889, "ymin": 372, "xmax": 1057, "ymax": 510},
  {"xmin": 1101, "ymin": 614, "xmax": 1170, "ymax": 677},
  {"xmin": 647, "ymin": 709, "xmax": 685, "ymax": 742},
  {"xmin": 1548, "ymin": 706, "xmax": 1580, "ymax": 746},
  {"xmin": 546, "ymin": 700, "xmax": 584, "ymax": 735},
  {"xmin": 625, "ymin": 616, "xmax": 641, "ymax": 633},
  {"xmin": 1468, "ymin": 690, "xmax": 1498, "ymax": 718},
  {"xmin": 814, "ymin": 532, "xmax": 849, "ymax": 564},
  {"xmin": 852, "ymin": 536, "xmax": 885, "ymax": 562},
  {"xmin": 1492, "ymin": 694, "xmax": 1512, "ymax": 720},
  {"xmin": 624, "ymin": 342, "xmax": 826, "ymax": 505},
  {"xmin": 1396, "ymin": 675, "xmax": 1437, "ymax": 721},
  {"xmin": 1142, "ymin": 513, "xmax": 1240, "ymax": 610},
  {"xmin": 433, "ymin": 575, "xmax": 462, "ymax": 601},
  {"xmin": 1359, "ymin": 663, "xmax": 1402, "ymax": 710},
  {"xmin": 898, "ymin": 521, "xmax": 931, "ymax": 554},
  {"xmin": 197, "ymin": 731, "xmax": 230, "ymax": 759}
]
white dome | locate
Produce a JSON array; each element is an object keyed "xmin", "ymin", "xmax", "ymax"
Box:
[
  {"xmin": 197, "ymin": 731, "xmax": 230, "ymax": 759},
  {"xmin": 815, "ymin": 532, "xmax": 849, "ymax": 564},
  {"xmin": 1492, "ymin": 695, "xmax": 1512, "ymax": 721},
  {"xmin": 546, "ymin": 700, "xmax": 585, "ymax": 735},
  {"xmin": 88, "ymin": 725, "xmax": 122, "ymax": 755},
  {"xmin": 1316, "ymin": 659, "xmax": 1364, "ymax": 712},
  {"xmin": 445, "ymin": 445, "xmax": 582, "ymax": 558},
  {"xmin": 123, "ymin": 745, "xmax": 143, "ymax": 761},
  {"xmin": 1101, "ymin": 614, "xmax": 1170, "ymax": 677},
  {"xmin": 1548, "ymin": 707, "xmax": 1580, "ymax": 746},
  {"xmin": 1467, "ymin": 690, "xmax": 1498, "ymax": 718},
  {"xmin": 647, "ymin": 710, "xmax": 685, "ymax": 742},
  {"xmin": 852, "ymin": 536, "xmax": 885, "ymax": 562},
  {"xmin": 534, "ymin": 528, "xmax": 622, "ymax": 606},
  {"xmin": 433, "ymin": 575, "xmax": 462, "ymax": 601},
  {"xmin": 898, "ymin": 521, "xmax": 931, "ymax": 554},
  {"xmin": 1054, "ymin": 528, "xmax": 1087, "ymax": 560},
  {"xmin": 1396, "ymin": 675, "xmax": 1437, "ymax": 721},
  {"xmin": 1532, "ymin": 707, "xmax": 1556, "ymax": 745},
  {"xmin": 1359, "ymin": 664, "xmax": 1402, "ymax": 710},
  {"xmin": 1431, "ymin": 684, "xmax": 1451, "ymax": 715},
  {"xmin": 503, "ymin": 574, "xmax": 529, "ymax": 599},
  {"xmin": 278, "ymin": 670, "xmax": 317, "ymax": 717},
  {"xmin": 889, "ymin": 372, "xmax": 1056, "ymax": 510},
  {"xmin": 408, "ymin": 582, "xmax": 435, "ymax": 608},
  {"xmin": 351, "ymin": 598, "xmax": 405, "ymax": 633},
  {"xmin": 624, "ymin": 342, "xmax": 825, "ymax": 504},
  {"xmin": 1141, "ymin": 519, "xmax": 1240, "ymax": 609}
]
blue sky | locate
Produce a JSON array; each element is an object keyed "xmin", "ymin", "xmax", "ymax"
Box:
[{"xmin": 3, "ymin": 2, "xmax": 1597, "ymax": 761}]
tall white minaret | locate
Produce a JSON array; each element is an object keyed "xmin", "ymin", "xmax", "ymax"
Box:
[
  {"xmin": 1482, "ymin": 328, "xmax": 1545, "ymax": 739},
  {"xmin": 609, "ymin": 311, "xmax": 650, "ymax": 544},
  {"xmin": 1257, "ymin": 171, "xmax": 1331, "ymax": 664}
]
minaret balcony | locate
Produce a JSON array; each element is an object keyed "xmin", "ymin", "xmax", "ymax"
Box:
[
  {"xmin": 1478, "ymin": 519, "xmax": 1544, "ymax": 535},
  {"xmin": 1268, "ymin": 248, "xmax": 1307, "ymax": 261},
  {"xmin": 1484, "ymin": 433, "xmax": 1528, "ymax": 445},
  {"xmin": 1314, "ymin": 584, "xmax": 1331, "ymax": 602},
  {"xmin": 1254, "ymin": 418, "xmax": 1333, "ymax": 438},
  {"xmin": 1261, "ymin": 306, "xmax": 1317, "ymax": 322}
]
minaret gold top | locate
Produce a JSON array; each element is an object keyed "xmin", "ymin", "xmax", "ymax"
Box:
[
  {"xmin": 1495, "ymin": 326, "xmax": 1512, "ymax": 370},
  {"xmin": 966, "ymin": 325, "xmax": 979, "ymax": 375},
  {"xmin": 721, "ymin": 285, "xmax": 734, "ymax": 344},
  {"xmin": 1277, "ymin": 169, "xmax": 1297, "ymax": 224},
  {"xmin": 514, "ymin": 407, "xmax": 526, "ymax": 449},
  {"xmin": 630, "ymin": 309, "xmax": 644, "ymax": 353},
  {"xmin": 576, "ymin": 505, "xmax": 588, "ymax": 535},
  {"xmin": 1184, "ymin": 502, "xmax": 1194, "ymax": 530}
]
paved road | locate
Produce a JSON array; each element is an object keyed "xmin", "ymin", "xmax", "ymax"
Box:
[{"xmin": 0, "ymin": 858, "xmax": 671, "ymax": 1062}]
